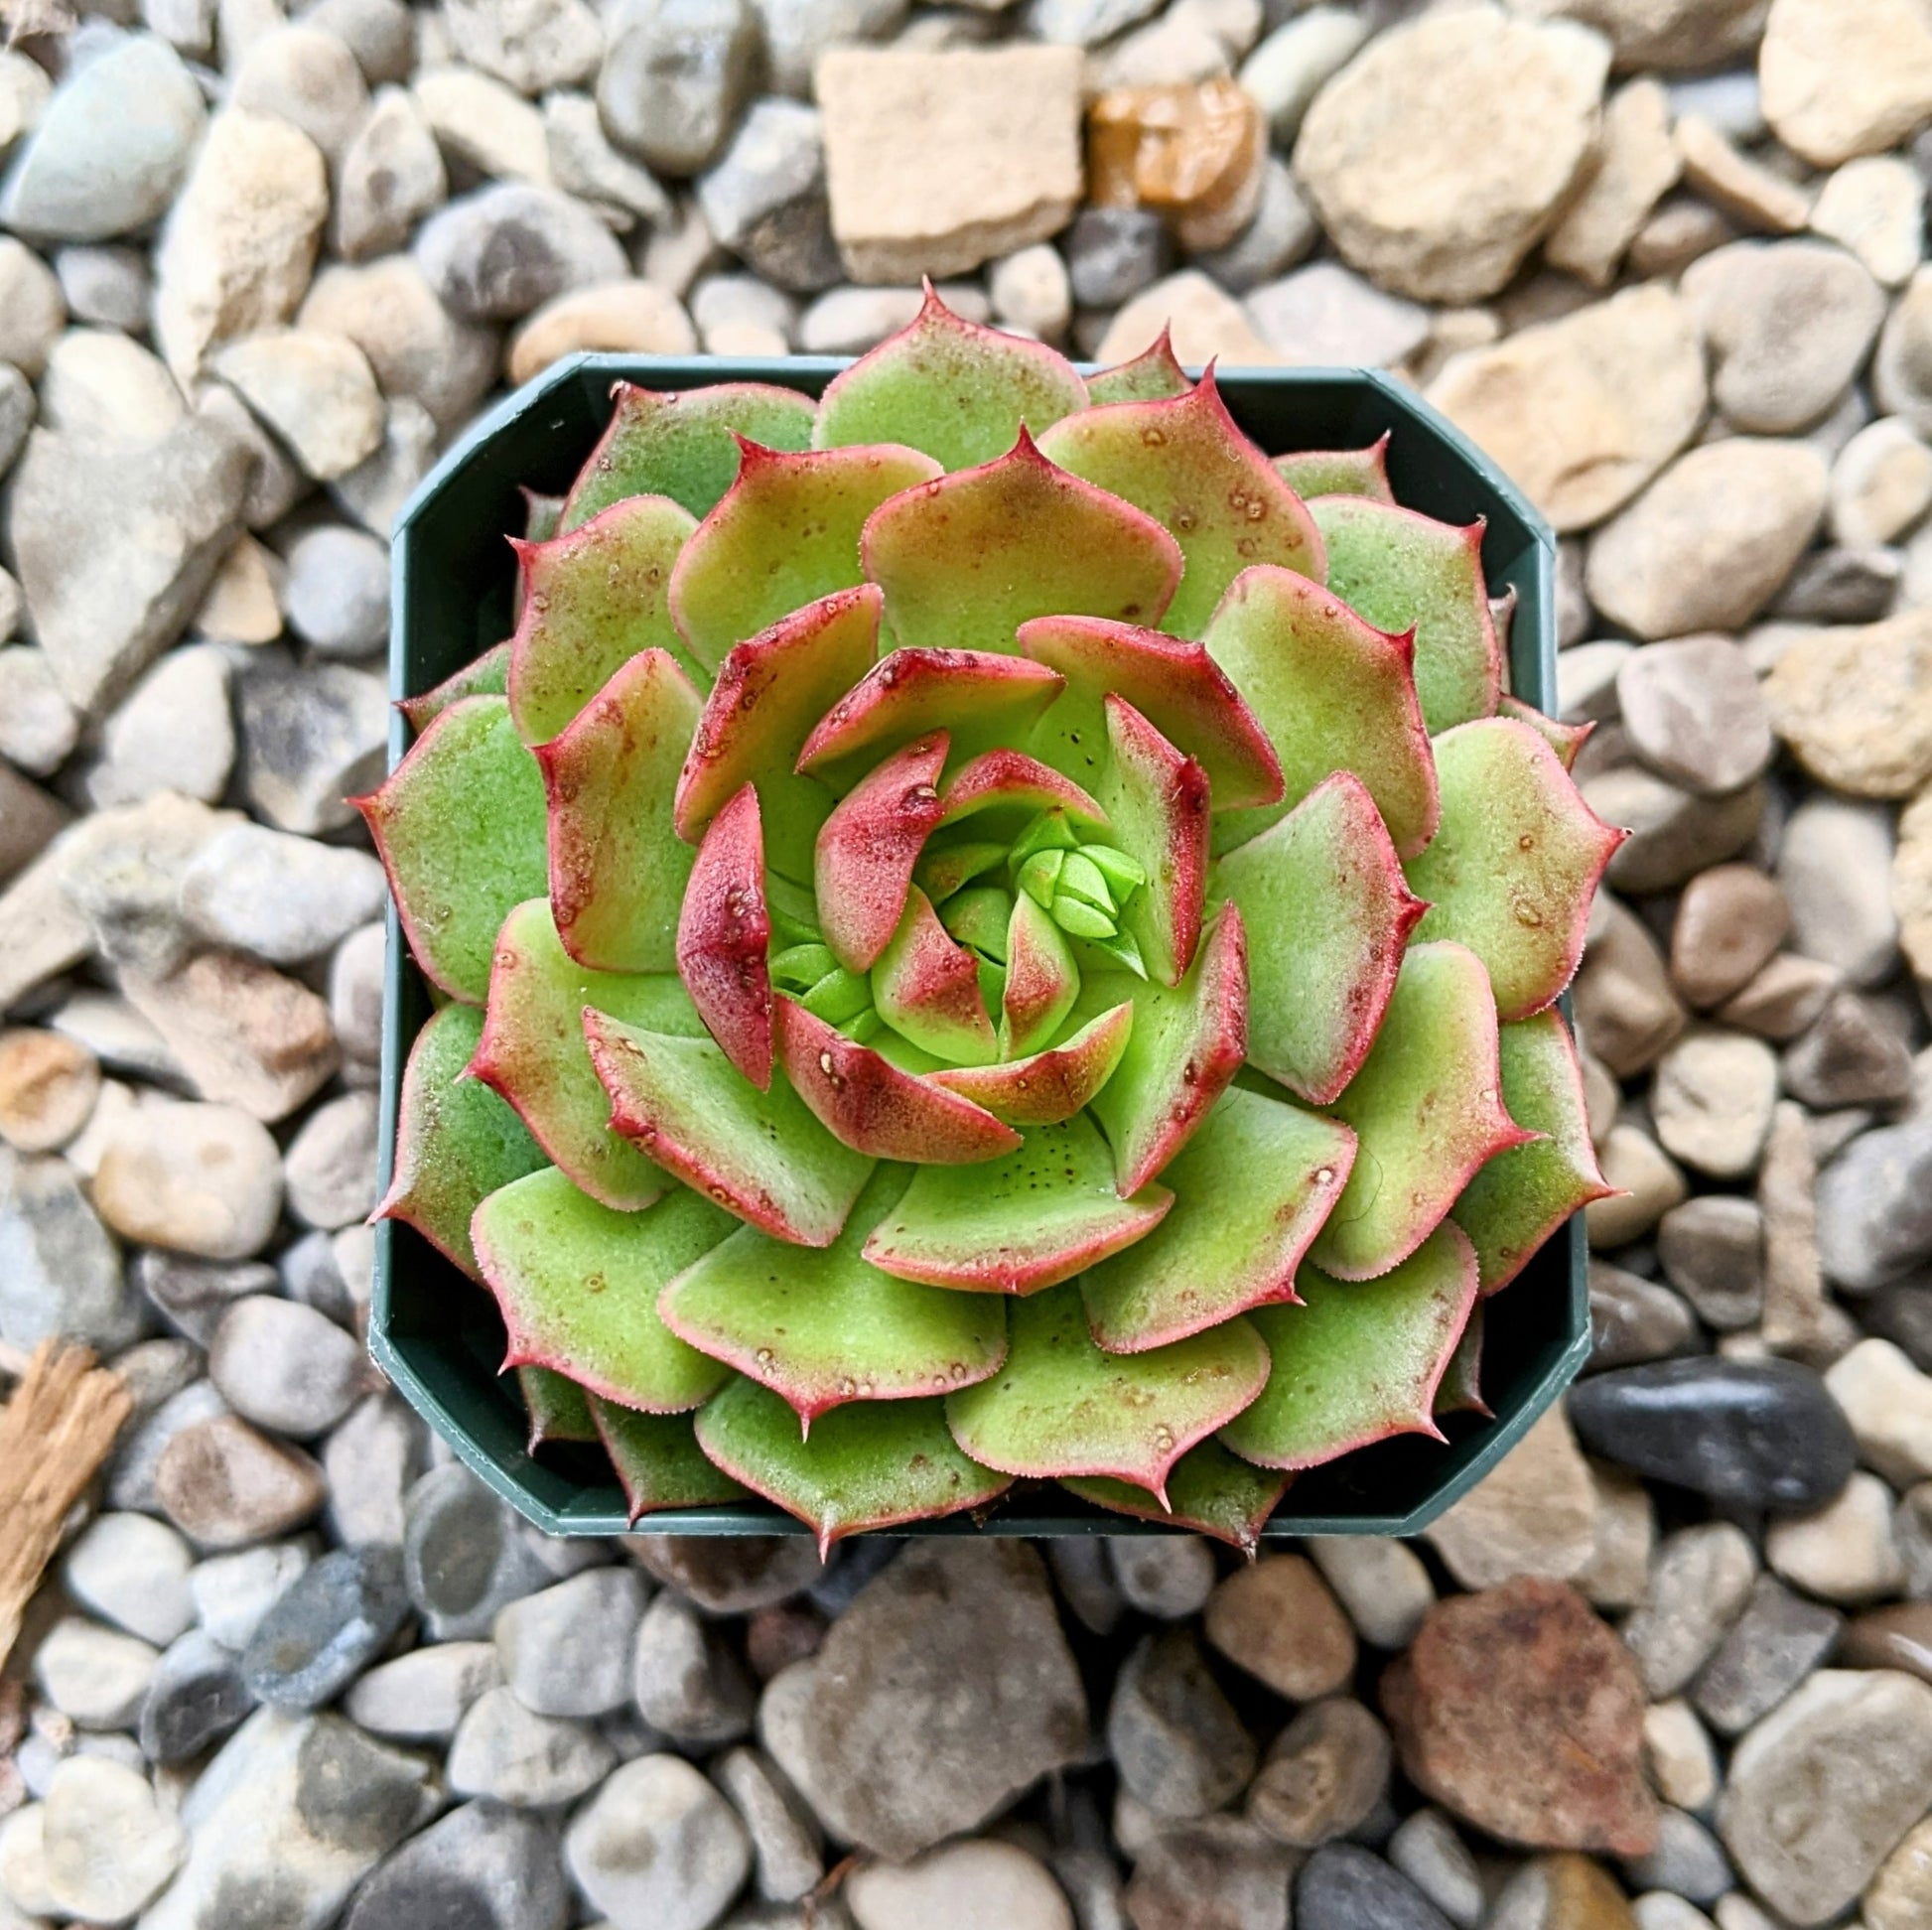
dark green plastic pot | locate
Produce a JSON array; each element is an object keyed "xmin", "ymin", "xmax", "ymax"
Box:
[{"xmin": 372, "ymin": 352, "xmax": 1588, "ymax": 1539}]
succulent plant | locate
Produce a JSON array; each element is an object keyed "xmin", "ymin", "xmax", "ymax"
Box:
[{"xmin": 363, "ymin": 290, "xmax": 1621, "ymax": 1555}]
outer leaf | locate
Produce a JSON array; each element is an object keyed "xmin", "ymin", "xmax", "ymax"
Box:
[
  {"xmin": 1435, "ymin": 1304, "xmax": 1490, "ymax": 1418},
  {"xmin": 374, "ymin": 1004, "xmax": 547, "ymax": 1279},
  {"xmin": 676, "ymin": 783, "xmax": 773, "ymax": 1089},
  {"xmin": 560, "ymin": 380, "xmax": 817, "ymax": 529},
  {"xmin": 473, "ymin": 1167, "xmax": 736, "ymax": 1412},
  {"xmin": 1311, "ymin": 495, "xmax": 1501, "ymax": 735},
  {"xmin": 945, "ymin": 1281, "xmax": 1268, "ymax": 1501},
  {"xmin": 1201, "ymin": 564, "xmax": 1439, "ymax": 858},
  {"xmin": 1311, "ymin": 941, "xmax": 1533, "ymax": 1281},
  {"xmin": 661, "ymin": 1168, "xmax": 1009, "ymax": 1426},
  {"xmin": 1221, "ymin": 1222, "xmax": 1480, "ymax": 1469},
  {"xmin": 591, "ymin": 1396, "xmax": 750, "ymax": 1523},
  {"xmin": 814, "ymin": 732, "xmax": 951, "ymax": 973},
  {"xmin": 1453, "ymin": 1010, "xmax": 1613, "ymax": 1296},
  {"xmin": 1095, "ymin": 697, "xmax": 1211, "ymax": 988},
  {"xmin": 399, "ymin": 641, "xmax": 510, "ymax": 733},
  {"xmin": 696, "ymin": 1378, "xmax": 1011, "ymax": 1556},
  {"xmin": 505, "ymin": 495, "xmax": 699, "ymax": 746},
  {"xmin": 864, "ymin": 1113, "xmax": 1172, "ymax": 1295},
  {"xmin": 670, "ymin": 441, "xmax": 940, "ymax": 674},
  {"xmin": 1019, "ymin": 615, "xmax": 1282, "ymax": 810},
  {"xmin": 1082, "ymin": 1084, "xmax": 1356, "ymax": 1352},
  {"xmin": 355, "ymin": 696, "xmax": 548, "ymax": 1005},
  {"xmin": 1215, "ymin": 772, "xmax": 1427, "ymax": 1106},
  {"xmin": 1062, "ymin": 1440, "xmax": 1290, "ymax": 1555},
  {"xmin": 998, "ymin": 895, "xmax": 1080, "ymax": 1059},
  {"xmin": 470, "ymin": 899, "xmax": 699, "ymax": 1210},
  {"xmin": 932, "ymin": 1002, "xmax": 1134, "ymax": 1125},
  {"xmin": 1088, "ymin": 903, "xmax": 1247, "ymax": 1196},
  {"xmin": 1273, "ymin": 438, "xmax": 1394, "ymax": 502},
  {"xmin": 773, "ymin": 997, "xmax": 1020, "ymax": 1163},
  {"xmin": 872, "ymin": 886, "xmax": 1000, "ymax": 1066},
  {"xmin": 1084, "ymin": 328, "xmax": 1193, "ymax": 406},
  {"xmin": 1404, "ymin": 717, "xmax": 1626, "ymax": 1022},
  {"xmin": 863, "ymin": 430, "xmax": 1183, "ymax": 654},
  {"xmin": 537, "ymin": 648, "xmax": 702, "ymax": 973},
  {"xmin": 1036, "ymin": 371, "xmax": 1324, "ymax": 637},
  {"xmin": 518, "ymin": 1365, "xmax": 599, "ymax": 1450},
  {"xmin": 813, "ymin": 285, "xmax": 1088, "ymax": 473},
  {"xmin": 1498, "ymin": 694, "xmax": 1592, "ymax": 771},
  {"xmin": 586, "ymin": 1010, "xmax": 875, "ymax": 1246},
  {"xmin": 796, "ymin": 648, "xmax": 1063, "ymax": 789}
]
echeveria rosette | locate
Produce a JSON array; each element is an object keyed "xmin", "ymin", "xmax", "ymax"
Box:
[{"xmin": 361, "ymin": 290, "xmax": 1623, "ymax": 1555}]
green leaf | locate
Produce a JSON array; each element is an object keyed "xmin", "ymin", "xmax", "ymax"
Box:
[
  {"xmin": 560, "ymin": 380, "xmax": 817, "ymax": 529},
  {"xmin": 872, "ymin": 886, "xmax": 1000, "ymax": 1066},
  {"xmin": 506, "ymin": 494, "xmax": 700, "ymax": 746},
  {"xmin": 1434, "ymin": 1303, "xmax": 1489, "ymax": 1418},
  {"xmin": 814, "ymin": 286, "xmax": 1088, "ymax": 473},
  {"xmin": 1311, "ymin": 495, "xmax": 1501, "ymax": 736},
  {"xmin": 864, "ymin": 432, "xmax": 1182, "ymax": 655},
  {"xmin": 399, "ymin": 640, "xmax": 510, "ymax": 734},
  {"xmin": 585, "ymin": 1010, "xmax": 875, "ymax": 1247},
  {"xmin": 1036, "ymin": 372, "xmax": 1324, "ymax": 638},
  {"xmin": 671, "ymin": 442, "xmax": 940, "ymax": 674},
  {"xmin": 590, "ymin": 1397, "xmax": 750, "ymax": 1523},
  {"xmin": 862, "ymin": 1112, "xmax": 1172, "ymax": 1295},
  {"xmin": 1452, "ymin": 1010, "xmax": 1611, "ymax": 1296},
  {"xmin": 932, "ymin": 1002, "xmax": 1134, "ymax": 1126},
  {"xmin": 474, "ymin": 1167, "xmax": 737, "ymax": 1411},
  {"xmin": 1310, "ymin": 942, "xmax": 1531, "ymax": 1280},
  {"xmin": 471, "ymin": 899, "xmax": 701, "ymax": 1211},
  {"xmin": 1062, "ymin": 1439, "xmax": 1290, "ymax": 1554},
  {"xmin": 1095, "ymin": 696, "xmax": 1210, "ymax": 989},
  {"xmin": 1497, "ymin": 693, "xmax": 1592, "ymax": 771},
  {"xmin": 356, "ymin": 695, "xmax": 548, "ymax": 1005},
  {"xmin": 1403, "ymin": 717, "xmax": 1625, "ymax": 1022},
  {"xmin": 517, "ymin": 1365, "xmax": 600, "ymax": 1450},
  {"xmin": 1273, "ymin": 437, "xmax": 1394, "ymax": 503},
  {"xmin": 1220, "ymin": 1222, "xmax": 1479, "ymax": 1469},
  {"xmin": 696, "ymin": 1377, "xmax": 1010, "ymax": 1554},
  {"xmin": 944, "ymin": 1281, "xmax": 1268, "ymax": 1499},
  {"xmin": 1213, "ymin": 772, "xmax": 1425, "ymax": 1107},
  {"xmin": 1000, "ymin": 893, "xmax": 1079, "ymax": 1057},
  {"xmin": 1084, "ymin": 329, "xmax": 1193, "ymax": 405},
  {"xmin": 374, "ymin": 1003, "xmax": 547, "ymax": 1278},
  {"xmin": 1082, "ymin": 1084, "xmax": 1356, "ymax": 1351}
]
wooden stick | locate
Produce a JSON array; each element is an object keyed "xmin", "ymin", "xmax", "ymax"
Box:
[{"xmin": 0, "ymin": 1340, "xmax": 132, "ymax": 1674}]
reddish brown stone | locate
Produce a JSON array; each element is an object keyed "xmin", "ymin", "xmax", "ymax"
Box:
[{"xmin": 1380, "ymin": 1577, "xmax": 1659, "ymax": 1857}]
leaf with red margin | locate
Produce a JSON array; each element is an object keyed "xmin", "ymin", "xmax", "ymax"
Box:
[
  {"xmin": 1084, "ymin": 328, "xmax": 1193, "ymax": 406},
  {"xmin": 469, "ymin": 899, "xmax": 700, "ymax": 1210},
  {"xmin": 1018, "ymin": 615, "xmax": 1283, "ymax": 810},
  {"xmin": 660, "ymin": 1167, "xmax": 1009, "ymax": 1429},
  {"xmin": 399, "ymin": 641, "xmax": 509, "ymax": 734},
  {"xmin": 934, "ymin": 750, "xmax": 1108, "ymax": 836},
  {"xmin": 773, "ymin": 997, "xmax": 1020, "ymax": 1162},
  {"xmin": 1036, "ymin": 370, "xmax": 1325, "ymax": 638},
  {"xmin": 863, "ymin": 430, "xmax": 1183, "ymax": 655},
  {"xmin": 1273, "ymin": 438, "xmax": 1394, "ymax": 503},
  {"xmin": 560, "ymin": 380, "xmax": 816, "ymax": 530},
  {"xmin": 865, "ymin": 1112, "xmax": 1172, "ymax": 1294},
  {"xmin": 945, "ymin": 1280, "xmax": 1268, "ymax": 1501},
  {"xmin": 1201, "ymin": 565, "xmax": 1439, "ymax": 859},
  {"xmin": 1498, "ymin": 694, "xmax": 1592, "ymax": 771},
  {"xmin": 538, "ymin": 648, "xmax": 701, "ymax": 974},
  {"xmin": 998, "ymin": 894, "xmax": 1080, "ymax": 1059},
  {"xmin": 673, "ymin": 586, "xmax": 878, "ymax": 884},
  {"xmin": 1214, "ymin": 772, "xmax": 1426, "ymax": 1107},
  {"xmin": 473, "ymin": 1166, "xmax": 736, "ymax": 1411},
  {"xmin": 585, "ymin": 1008, "xmax": 875, "ymax": 1247},
  {"xmin": 1062, "ymin": 1440, "xmax": 1290, "ymax": 1555},
  {"xmin": 1095, "ymin": 697, "xmax": 1210, "ymax": 988},
  {"xmin": 1434, "ymin": 1303, "xmax": 1490, "ymax": 1418},
  {"xmin": 518, "ymin": 1365, "xmax": 599, "ymax": 1450},
  {"xmin": 813, "ymin": 283, "xmax": 1089, "ymax": 474},
  {"xmin": 590, "ymin": 1397, "xmax": 750, "ymax": 1522},
  {"xmin": 676, "ymin": 783, "xmax": 772, "ymax": 1089},
  {"xmin": 355, "ymin": 695, "xmax": 548, "ymax": 1005},
  {"xmin": 795, "ymin": 648, "xmax": 1063, "ymax": 790},
  {"xmin": 1088, "ymin": 903, "xmax": 1247, "ymax": 1195},
  {"xmin": 814, "ymin": 732, "xmax": 950, "ymax": 974},
  {"xmin": 505, "ymin": 495, "xmax": 699, "ymax": 747},
  {"xmin": 374, "ymin": 1003, "xmax": 548, "ymax": 1278},
  {"xmin": 1491, "ymin": 584, "xmax": 1517, "ymax": 661},
  {"xmin": 1310, "ymin": 941, "xmax": 1533, "ymax": 1281},
  {"xmin": 1404, "ymin": 717, "xmax": 1626, "ymax": 1022},
  {"xmin": 932, "ymin": 1002, "xmax": 1134, "ymax": 1125},
  {"xmin": 1311, "ymin": 495, "xmax": 1501, "ymax": 735},
  {"xmin": 871, "ymin": 886, "xmax": 999, "ymax": 1065},
  {"xmin": 1220, "ymin": 1222, "xmax": 1479, "ymax": 1469},
  {"xmin": 1082, "ymin": 1083, "xmax": 1356, "ymax": 1352},
  {"xmin": 1452, "ymin": 1009, "xmax": 1613, "ymax": 1296},
  {"xmin": 696, "ymin": 1378, "xmax": 1011, "ymax": 1557},
  {"xmin": 670, "ymin": 441, "xmax": 941, "ymax": 674}
]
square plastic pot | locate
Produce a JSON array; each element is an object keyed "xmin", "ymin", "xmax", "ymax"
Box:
[{"xmin": 373, "ymin": 352, "xmax": 1589, "ymax": 1540}]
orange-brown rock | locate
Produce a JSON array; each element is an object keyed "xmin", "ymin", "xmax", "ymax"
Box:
[{"xmin": 1087, "ymin": 79, "xmax": 1266, "ymax": 252}]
